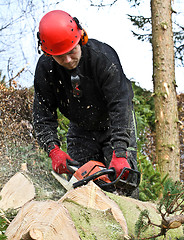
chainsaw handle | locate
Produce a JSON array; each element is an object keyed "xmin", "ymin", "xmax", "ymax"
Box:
[
  {"xmin": 73, "ymin": 167, "xmax": 141, "ymax": 191},
  {"xmin": 100, "ymin": 167, "xmax": 141, "ymax": 189},
  {"xmin": 73, "ymin": 168, "xmax": 114, "ymax": 189}
]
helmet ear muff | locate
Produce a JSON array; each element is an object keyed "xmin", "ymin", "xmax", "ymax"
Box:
[
  {"xmin": 73, "ymin": 17, "xmax": 88, "ymax": 45},
  {"xmin": 81, "ymin": 29, "xmax": 88, "ymax": 45}
]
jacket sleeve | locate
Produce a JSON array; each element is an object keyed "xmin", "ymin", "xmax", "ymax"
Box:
[
  {"xmin": 33, "ymin": 56, "xmax": 60, "ymax": 151},
  {"xmin": 97, "ymin": 47, "xmax": 133, "ymax": 155}
]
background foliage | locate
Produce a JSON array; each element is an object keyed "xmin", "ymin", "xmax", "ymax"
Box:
[{"xmin": 0, "ymin": 81, "xmax": 183, "ymax": 202}]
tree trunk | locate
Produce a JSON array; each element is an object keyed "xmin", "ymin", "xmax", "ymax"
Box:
[{"xmin": 151, "ymin": 0, "xmax": 180, "ymax": 180}]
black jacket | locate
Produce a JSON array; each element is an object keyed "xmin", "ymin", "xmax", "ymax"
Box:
[{"xmin": 33, "ymin": 39, "xmax": 134, "ymax": 152}]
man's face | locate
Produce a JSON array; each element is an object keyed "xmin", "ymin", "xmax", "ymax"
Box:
[{"xmin": 52, "ymin": 44, "xmax": 81, "ymax": 70}]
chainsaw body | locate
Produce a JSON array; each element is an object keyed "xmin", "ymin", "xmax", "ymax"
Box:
[
  {"xmin": 72, "ymin": 160, "xmax": 140, "ymax": 192},
  {"xmin": 52, "ymin": 160, "xmax": 140, "ymax": 193},
  {"xmin": 74, "ymin": 161, "xmax": 111, "ymax": 182}
]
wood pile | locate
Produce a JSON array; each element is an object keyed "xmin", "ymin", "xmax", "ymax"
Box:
[{"xmin": 0, "ymin": 172, "xmax": 183, "ymax": 239}]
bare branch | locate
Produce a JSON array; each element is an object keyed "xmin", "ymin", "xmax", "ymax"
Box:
[
  {"xmin": 8, "ymin": 64, "xmax": 29, "ymax": 87},
  {"xmin": 89, "ymin": 0, "xmax": 118, "ymax": 7}
]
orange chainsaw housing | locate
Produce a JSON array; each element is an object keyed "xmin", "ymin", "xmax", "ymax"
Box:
[{"xmin": 73, "ymin": 161, "xmax": 111, "ymax": 184}]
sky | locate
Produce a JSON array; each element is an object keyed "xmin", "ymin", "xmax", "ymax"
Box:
[
  {"xmin": 1, "ymin": 0, "xmax": 184, "ymax": 93},
  {"xmin": 60, "ymin": 0, "xmax": 153, "ymax": 91}
]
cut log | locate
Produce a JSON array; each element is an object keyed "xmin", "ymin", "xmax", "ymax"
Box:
[
  {"xmin": 59, "ymin": 182, "xmax": 183, "ymax": 239},
  {"xmin": 59, "ymin": 181, "xmax": 129, "ymax": 237},
  {"xmin": 4, "ymin": 175, "xmax": 184, "ymax": 239},
  {"xmin": 0, "ymin": 172, "xmax": 35, "ymax": 211},
  {"xmin": 29, "ymin": 229, "xmax": 43, "ymax": 240},
  {"xmin": 5, "ymin": 200, "xmax": 80, "ymax": 240}
]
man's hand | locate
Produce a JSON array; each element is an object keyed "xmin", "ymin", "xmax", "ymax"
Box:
[
  {"xmin": 49, "ymin": 145, "xmax": 79, "ymax": 174},
  {"xmin": 109, "ymin": 150, "xmax": 131, "ymax": 179}
]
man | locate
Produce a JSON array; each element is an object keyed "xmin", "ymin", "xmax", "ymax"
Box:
[{"xmin": 33, "ymin": 10, "xmax": 139, "ymax": 197}]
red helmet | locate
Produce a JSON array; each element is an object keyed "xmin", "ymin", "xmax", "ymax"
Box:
[{"xmin": 38, "ymin": 10, "xmax": 85, "ymax": 55}]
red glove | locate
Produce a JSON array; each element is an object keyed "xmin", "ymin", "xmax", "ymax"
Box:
[
  {"xmin": 109, "ymin": 151, "xmax": 131, "ymax": 179},
  {"xmin": 49, "ymin": 145, "xmax": 79, "ymax": 174}
]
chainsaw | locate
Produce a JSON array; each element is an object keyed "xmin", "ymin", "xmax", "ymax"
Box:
[{"xmin": 51, "ymin": 160, "xmax": 140, "ymax": 193}]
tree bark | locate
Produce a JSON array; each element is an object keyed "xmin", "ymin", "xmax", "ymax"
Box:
[{"xmin": 151, "ymin": 0, "xmax": 180, "ymax": 180}]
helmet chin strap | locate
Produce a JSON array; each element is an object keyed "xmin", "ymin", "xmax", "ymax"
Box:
[
  {"xmin": 37, "ymin": 31, "xmax": 51, "ymax": 56},
  {"xmin": 37, "ymin": 32, "xmax": 42, "ymax": 54}
]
